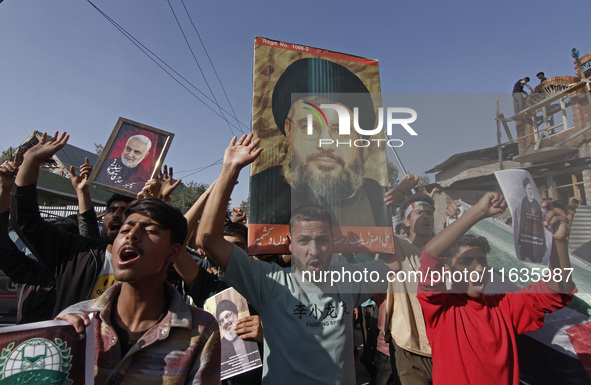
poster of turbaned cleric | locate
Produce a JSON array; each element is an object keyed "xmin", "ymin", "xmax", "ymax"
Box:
[
  {"xmin": 204, "ymin": 288, "xmax": 262, "ymax": 380},
  {"xmin": 89, "ymin": 117, "xmax": 174, "ymax": 197},
  {"xmin": 0, "ymin": 317, "xmax": 94, "ymax": 385},
  {"xmin": 495, "ymin": 170, "xmax": 552, "ymax": 265},
  {"xmin": 249, "ymin": 37, "xmax": 393, "ymax": 254}
]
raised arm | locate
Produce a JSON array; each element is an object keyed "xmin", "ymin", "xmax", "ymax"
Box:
[
  {"xmin": 543, "ymin": 202, "xmax": 575, "ymax": 293},
  {"xmin": 0, "ymin": 153, "xmax": 20, "ymax": 213},
  {"xmin": 69, "ymin": 157, "xmax": 93, "ymax": 214},
  {"xmin": 424, "ymin": 192, "xmax": 506, "ymax": 258},
  {"xmin": 70, "ymin": 157, "xmax": 101, "ymax": 239},
  {"xmin": 15, "ymin": 132, "xmax": 69, "ymax": 187},
  {"xmin": 172, "ymin": 181, "xmax": 215, "ymax": 287},
  {"xmin": 11, "ymin": 131, "xmax": 95, "ymax": 271},
  {"xmin": 197, "ymin": 134, "xmax": 262, "ymax": 270}
]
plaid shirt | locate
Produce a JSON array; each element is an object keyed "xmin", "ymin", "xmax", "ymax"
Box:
[{"xmin": 59, "ymin": 282, "xmax": 220, "ymax": 385}]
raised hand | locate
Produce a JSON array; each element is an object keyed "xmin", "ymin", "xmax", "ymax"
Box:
[
  {"xmin": 24, "ymin": 132, "xmax": 69, "ymax": 163},
  {"xmin": 0, "ymin": 153, "xmax": 21, "ymax": 211},
  {"xmin": 137, "ymin": 179, "xmax": 160, "ymax": 200},
  {"xmin": 0, "ymin": 152, "xmax": 21, "ymax": 190},
  {"xmin": 231, "ymin": 207, "xmax": 246, "ymax": 224},
  {"xmin": 445, "ymin": 199, "xmax": 462, "ymax": 220},
  {"xmin": 568, "ymin": 197, "xmax": 581, "ymax": 212},
  {"xmin": 474, "ymin": 192, "xmax": 506, "ymax": 219},
  {"xmin": 398, "ymin": 174, "xmax": 419, "ymax": 194},
  {"xmin": 159, "ymin": 165, "xmax": 181, "ymax": 202},
  {"xmin": 223, "ymin": 134, "xmax": 263, "ymax": 171},
  {"xmin": 384, "ymin": 174, "xmax": 419, "ymax": 207},
  {"xmin": 70, "ymin": 157, "xmax": 92, "ymax": 193},
  {"xmin": 541, "ymin": 201, "xmax": 570, "ymax": 242}
]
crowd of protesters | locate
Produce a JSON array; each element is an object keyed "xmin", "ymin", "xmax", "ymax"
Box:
[{"xmin": 0, "ymin": 130, "xmax": 579, "ymax": 385}]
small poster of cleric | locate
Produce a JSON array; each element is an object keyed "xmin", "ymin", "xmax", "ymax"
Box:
[
  {"xmin": 204, "ymin": 288, "xmax": 262, "ymax": 380},
  {"xmin": 495, "ymin": 169, "xmax": 552, "ymax": 265},
  {"xmin": 0, "ymin": 317, "xmax": 94, "ymax": 385},
  {"xmin": 249, "ymin": 37, "xmax": 392, "ymax": 255},
  {"xmin": 89, "ymin": 117, "xmax": 174, "ymax": 197}
]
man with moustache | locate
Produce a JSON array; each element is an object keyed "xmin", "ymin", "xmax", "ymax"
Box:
[
  {"xmin": 11, "ymin": 131, "xmax": 133, "ymax": 315},
  {"xmin": 198, "ymin": 134, "xmax": 390, "ymax": 384},
  {"xmin": 249, "ymin": 58, "xmax": 389, "ymax": 228},
  {"xmin": 96, "ymin": 134, "xmax": 152, "ymax": 191}
]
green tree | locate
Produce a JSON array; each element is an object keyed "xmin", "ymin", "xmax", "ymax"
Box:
[
  {"xmin": 239, "ymin": 199, "xmax": 250, "ymax": 218},
  {"xmin": 387, "ymin": 159, "xmax": 399, "ymax": 186},
  {"xmin": 419, "ymin": 174, "xmax": 431, "ymax": 185},
  {"xmin": 0, "ymin": 147, "xmax": 16, "ymax": 164},
  {"xmin": 170, "ymin": 181, "xmax": 208, "ymax": 214}
]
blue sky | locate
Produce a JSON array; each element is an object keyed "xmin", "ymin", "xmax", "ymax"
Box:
[{"xmin": 0, "ymin": 0, "xmax": 588, "ymax": 204}]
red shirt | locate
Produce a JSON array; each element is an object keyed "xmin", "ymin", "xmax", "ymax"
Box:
[{"xmin": 418, "ymin": 250, "xmax": 574, "ymax": 385}]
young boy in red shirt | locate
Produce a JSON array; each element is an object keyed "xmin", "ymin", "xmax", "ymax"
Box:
[{"xmin": 418, "ymin": 192, "xmax": 576, "ymax": 385}]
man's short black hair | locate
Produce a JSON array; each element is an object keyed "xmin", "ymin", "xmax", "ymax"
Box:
[
  {"xmin": 399, "ymin": 193, "xmax": 435, "ymax": 219},
  {"xmin": 123, "ymin": 198, "xmax": 187, "ymax": 245},
  {"xmin": 290, "ymin": 205, "xmax": 333, "ymax": 230},
  {"xmin": 537, "ymin": 72, "xmax": 545, "ymax": 77},
  {"xmin": 223, "ymin": 222, "xmax": 248, "ymax": 243},
  {"xmin": 106, "ymin": 193, "xmax": 134, "ymax": 209},
  {"xmin": 445, "ymin": 234, "xmax": 491, "ymax": 265},
  {"xmin": 524, "ymin": 77, "xmax": 530, "ymax": 82}
]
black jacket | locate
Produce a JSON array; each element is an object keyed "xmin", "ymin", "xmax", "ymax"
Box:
[{"xmin": 10, "ymin": 184, "xmax": 107, "ymax": 317}]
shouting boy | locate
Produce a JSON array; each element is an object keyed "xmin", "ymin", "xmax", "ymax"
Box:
[
  {"xmin": 58, "ymin": 198, "xmax": 220, "ymax": 385},
  {"xmin": 418, "ymin": 192, "xmax": 576, "ymax": 385}
]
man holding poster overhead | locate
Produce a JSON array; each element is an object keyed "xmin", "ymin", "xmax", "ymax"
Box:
[{"xmin": 198, "ymin": 134, "xmax": 391, "ymax": 385}]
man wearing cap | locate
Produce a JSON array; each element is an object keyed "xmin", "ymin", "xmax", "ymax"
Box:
[
  {"xmin": 250, "ymin": 57, "xmax": 389, "ymax": 228},
  {"xmin": 216, "ymin": 299, "xmax": 260, "ymax": 375},
  {"xmin": 383, "ymin": 191, "xmax": 435, "ymax": 385}
]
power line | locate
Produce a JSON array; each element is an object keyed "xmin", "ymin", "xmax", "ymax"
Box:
[
  {"xmin": 174, "ymin": 157, "xmax": 223, "ymax": 178},
  {"xmin": 165, "ymin": 0, "xmax": 240, "ymax": 136},
  {"xmin": 178, "ymin": 0, "xmax": 244, "ymax": 132},
  {"xmin": 86, "ymin": 0, "xmax": 248, "ymax": 134}
]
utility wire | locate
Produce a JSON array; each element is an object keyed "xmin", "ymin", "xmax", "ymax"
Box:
[
  {"xmin": 174, "ymin": 158, "xmax": 223, "ymax": 178},
  {"xmin": 165, "ymin": 0, "xmax": 240, "ymax": 135},
  {"xmin": 178, "ymin": 0, "xmax": 245, "ymax": 132},
  {"xmin": 86, "ymin": 0, "xmax": 247, "ymax": 134}
]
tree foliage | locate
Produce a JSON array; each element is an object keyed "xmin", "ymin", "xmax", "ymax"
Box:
[
  {"xmin": 0, "ymin": 147, "xmax": 16, "ymax": 164},
  {"xmin": 386, "ymin": 159, "xmax": 399, "ymax": 186},
  {"xmin": 239, "ymin": 199, "xmax": 250, "ymax": 218},
  {"xmin": 94, "ymin": 143, "xmax": 104, "ymax": 156},
  {"xmin": 170, "ymin": 181, "xmax": 209, "ymax": 214}
]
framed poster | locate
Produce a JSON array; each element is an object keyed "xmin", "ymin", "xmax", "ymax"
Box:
[
  {"xmin": 89, "ymin": 117, "xmax": 174, "ymax": 197},
  {"xmin": 248, "ymin": 37, "xmax": 392, "ymax": 254}
]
